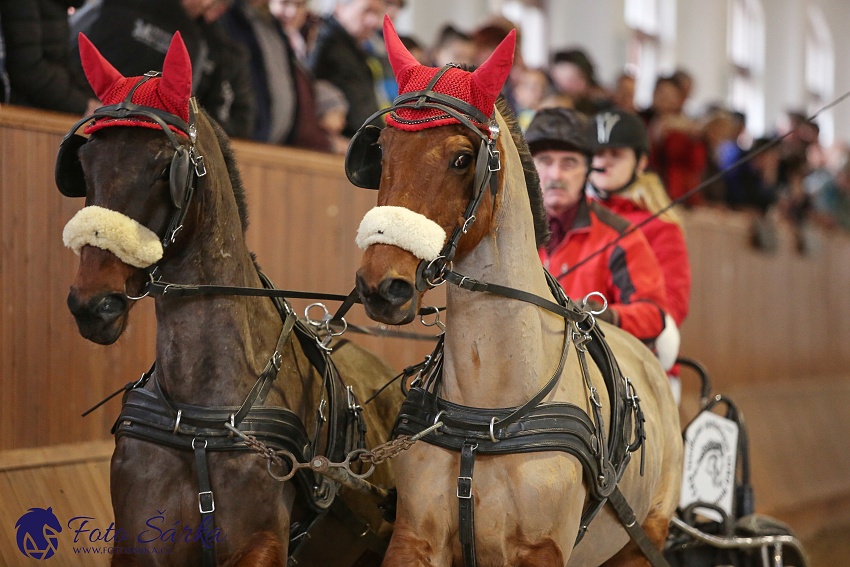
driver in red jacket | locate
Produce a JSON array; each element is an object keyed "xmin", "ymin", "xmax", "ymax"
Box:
[
  {"xmin": 527, "ymin": 107, "xmax": 672, "ymax": 346},
  {"xmin": 588, "ymin": 109, "xmax": 692, "ymax": 401}
]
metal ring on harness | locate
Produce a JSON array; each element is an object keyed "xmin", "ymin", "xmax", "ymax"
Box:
[
  {"xmin": 423, "ymin": 256, "xmax": 451, "ymax": 287},
  {"xmin": 581, "ymin": 291, "xmax": 608, "ymax": 315},
  {"xmin": 343, "ymin": 448, "xmax": 377, "ymax": 480},
  {"xmin": 419, "ymin": 306, "xmax": 446, "ymax": 333},
  {"xmin": 124, "ymin": 271, "xmax": 155, "ymax": 301},
  {"xmin": 489, "ymin": 417, "xmax": 499, "ymax": 443},
  {"xmin": 266, "ymin": 449, "xmax": 299, "ymax": 482}
]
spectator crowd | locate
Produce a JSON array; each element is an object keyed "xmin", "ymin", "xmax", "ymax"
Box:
[{"xmin": 1, "ymin": 0, "xmax": 850, "ymax": 240}]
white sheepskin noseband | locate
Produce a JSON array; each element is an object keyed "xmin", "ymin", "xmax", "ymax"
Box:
[
  {"xmin": 356, "ymin": 206, "xmax": 447, "ymax": 261},
  {"xmin": 62, "ymin": 206, "xmax": 164, "ymax": 268}
]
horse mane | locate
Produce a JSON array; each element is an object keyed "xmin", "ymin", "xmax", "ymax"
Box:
[
  {"xmin": 204, "ymin": 110, "xmax": 250, "ymax": 234},
  {"xmin": 495, "ymin": 97, "xmax": 549, "ymax": 247}
]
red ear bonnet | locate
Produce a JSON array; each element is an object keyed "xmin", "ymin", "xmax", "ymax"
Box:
[
  {"xmin": 383, "ymin": 15, "xmax": 515, "ymax": 131},
  {"xmin": 79, "ymin": 32, "xmax": 193, "ymax": 135}
]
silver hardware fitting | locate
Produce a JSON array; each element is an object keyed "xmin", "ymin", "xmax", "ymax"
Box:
[
  {"xmin": 124, "ymin": 271, "xmax": 156, "ymax": 301},
  {"xmin": 272, "ymin": 351, "xmax": 282, "ymax": 371},
  {"xmin": 488, "ymin": 122, "xmax": 500, "ymax": 142},
  {"xmin": 172, "ymin": 409, "xmax": 182, "ymax": 434},
  {"xmin": 304, "ymin": 303, "xmax": 346, "ymax": 352},
  {"xmin": 489, "ymin": 417, "xmax": 500, "ymax": 443},
  {"xmin": 461, "ymin": 215, "xmax": 476, "ymax": 234},
  {"xmin": 580, "ymin": 291, "xmax": 608, "ymax": 314},
  {"xmin": 457, "ymin": 476, "xmax": 473, "ymax": 499},
  {"xmin": 193, "ymin": 153, "xmax": 207, "ymax": 177},
  {"xmin": 589, "ymin": 386, "xmax": 603, "ymax": 408},
  {"xmin": 169, "ymin": 224, "xmax": 184, "ymax": 244},
  {"xmin": 197, "ymin": 490, "xmax": 215, "ymax": 514},
  {"xmin": 347, "ymin": 386, "xmax": 361, "ymax": 413},
  {"xmin": 433, "ymin": 410, "xmax": 446, "ymax": 427},
  {"xmin": 423, "ymin": 256, "xmax": 451, "ymax": 288},
  {"xmin": 317, "ymin": 399, "xmax": 327, "ymax": 424},
  {"xmin": 488, "ymin": 148, "xmax": 501, "ymax": 172},
  {"xmin": 625, "ymin": 378, "xmax": 640, "ymax": 409},
  {"xmin": 572, "ymin": 327, "xmax": 592, "ymax": 352},
  {"xmin": 419, "ymin": 306, "xmax": 446, "ymax": 333}
]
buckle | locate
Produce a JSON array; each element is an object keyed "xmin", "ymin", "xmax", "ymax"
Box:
[
  {"xmin": 198, "ymin": 490, "xmax": 215, "ymax": 514},
  {"xmin": 457, "ymin": 476, "xmax": 473, "ymax": 499}
]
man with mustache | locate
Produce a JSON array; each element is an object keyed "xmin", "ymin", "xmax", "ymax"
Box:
[{"xmin": 528, "ymin": 107, "xmax": 672, "ymax": 346}]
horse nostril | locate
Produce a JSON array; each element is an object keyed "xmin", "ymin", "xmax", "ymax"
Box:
[
  {"xmin": 96, "ymin": 294, "xmax": 128, "ymax": 322},
  {"xmin": 379, "ymin": 278, "xmax": 414, "ymax": 307}
]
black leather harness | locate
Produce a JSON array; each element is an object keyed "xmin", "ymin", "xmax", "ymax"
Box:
[
  {"xmin": 392, "ymin": 276, "xmax": 666, "ymax": 566},
  {"xmin": 110, "ymin": 274, "xmax": 372, "ymax": 566}
]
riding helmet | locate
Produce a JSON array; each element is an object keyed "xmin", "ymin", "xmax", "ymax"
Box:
[
  {"xmin": 525, "ymin": 107, "xmax": 594, "ymax": 157},
  {"xmin": 592, "ymin": 108, "xmax": 650, "ymax": 155}
]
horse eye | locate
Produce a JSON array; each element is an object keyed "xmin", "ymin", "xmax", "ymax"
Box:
[{"xmin": 452, "ymin": 153, "xmax": 472, "ymax": 169}]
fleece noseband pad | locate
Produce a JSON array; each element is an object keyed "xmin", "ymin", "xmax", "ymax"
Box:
[{"xmin": 345, "ymin": 125, "xmax": 383, "ymax": 189}]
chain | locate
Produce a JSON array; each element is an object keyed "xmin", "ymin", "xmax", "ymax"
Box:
[
  {"xmin": 357, "ymin": 434, "xmax": 416, "ymax": 466},
  {"xmin": 224, "ymin": 420, "xmax": 444, "ymax": 488}
]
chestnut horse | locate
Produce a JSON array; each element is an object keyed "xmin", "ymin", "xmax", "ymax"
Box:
[
  {"xmin": 59, "ymin": 34, "xmax": 400, "ymax": 566},
  {"xmin": 350, "ymin": 19, "xmax": 682, "ymax": 567}
]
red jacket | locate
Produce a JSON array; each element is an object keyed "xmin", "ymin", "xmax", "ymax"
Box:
[
  {"xmin": 593, "ymin": 195, "xmax": 691, "ymax": 326},
  {"xmin": 540, "ymin": 199, "xmax": 669, "ymax": 342}
]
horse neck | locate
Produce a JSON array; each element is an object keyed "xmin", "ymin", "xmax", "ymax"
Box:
[
  {"xmin": 441, "ymin": 158, "xmax": 566, "ymax": 407},
  {"xmin": 153, "ymin": 145, "xmax": 282, "ymax": 405}
]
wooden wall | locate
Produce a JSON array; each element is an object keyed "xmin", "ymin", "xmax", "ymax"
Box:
[{"xmin": 3, "ymin": 104, "xmax": 850, "ymax": 539}]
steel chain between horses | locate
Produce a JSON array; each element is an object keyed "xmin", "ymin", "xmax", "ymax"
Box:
[{"xmin": 231, "ymin": 422, "xmax": 439, "ymax": 486}]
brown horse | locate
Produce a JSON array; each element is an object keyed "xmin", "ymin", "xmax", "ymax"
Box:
[
  {"xmin": 59, "ymin": 34, "xmax": 400, "ymax": 566},
  {"xmin": 351, "ymin": 18, "xmax": 682, "ymax": 567}
]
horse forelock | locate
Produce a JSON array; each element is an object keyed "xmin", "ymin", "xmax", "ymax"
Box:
[{"xmin": 494, "ymin": 97, "xmax": 549, "ymax": 248}]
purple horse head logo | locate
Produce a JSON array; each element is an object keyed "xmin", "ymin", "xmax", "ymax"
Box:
[{"xmin": 15, "ymin": 507, "xmax": 62, "ymax": 560}]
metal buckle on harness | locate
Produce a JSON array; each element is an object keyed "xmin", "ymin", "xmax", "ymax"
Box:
[
  {"xmin": 457, "ymin": 476, "xmax": 473, "ymax": 499},
  {"xmin": 347, "ymin": 385, "xmax": 361, "ymax": 413},
  {"xmin": 198, "ymin": 490, "xmax": 215, "ymax": 514}
]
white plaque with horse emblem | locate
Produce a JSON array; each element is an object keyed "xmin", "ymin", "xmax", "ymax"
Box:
[{"xmin": 680, "ymin": 410, "xmax": 739, "ymax": 522}]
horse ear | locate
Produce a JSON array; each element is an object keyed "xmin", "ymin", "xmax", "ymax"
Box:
[
  {"xmin": 383, "ymin": 15, "xmax": 419, "ymax": 80},
  {"xmin": 159, "ymin": 32, "xmax": 193, "ymax": 109},
  {"xmin": 78, "ymin": 33, "xmax": 123, "ymax": 101},
  {"xmin": 471, "ymin": 29, "xmax": 516, "ymax": 102}
]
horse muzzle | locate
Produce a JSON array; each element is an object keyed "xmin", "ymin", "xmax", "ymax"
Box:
[
  {"xmin": 67, "ymin": 290, "xmax": 129, "ymax": 344},
  {"xmin": 355, "ymin": 262, "xmax": 418, "ymax": 326}
]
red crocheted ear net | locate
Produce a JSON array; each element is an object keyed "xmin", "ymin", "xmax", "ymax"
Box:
[
  {"xmin": 383, "ymin": 15, "xmax": 515, "ymax": 131},
  {"xmin": 79, "ymin": 32, "xmax": 192, "ymax": 135}
]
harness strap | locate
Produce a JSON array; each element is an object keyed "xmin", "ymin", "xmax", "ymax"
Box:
[
  {"xmin": 607, "ymin": 487, "xmax": 672, "ymax": 567},
  {"xmin": 458, "ymin": 441, "xmax": 478, "ymax": 567},
  {"xmin": 233, "ymin": 308, "xmax": 296, "ymax": 426},
  {"xmin": 192, "ymin": 438, "xmax": 217, "ymax": 567},
  {"xmin": 444, "ymin": 270, "xmax": 586, "ymax": 323}
]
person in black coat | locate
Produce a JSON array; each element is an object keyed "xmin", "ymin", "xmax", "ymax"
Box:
[
  {"xmin": 308, "ymin": 0, "xmax": 383, "ymax": 138},
  {"xmin": 69, "ymin": 0, "xmax": 255, "ymax": 138},
  {"xmin": 0, "ymin": 0, "xmax": 97, "ymax": 113},
  {"xmin": 0, "ymin": 12, "xmax": 9, "ymax": 103}
]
